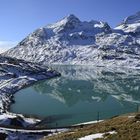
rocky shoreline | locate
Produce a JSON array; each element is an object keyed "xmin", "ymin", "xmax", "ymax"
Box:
[{"xmin": 0, "ymin": 55, "xmax": 60, "ymax": 128}]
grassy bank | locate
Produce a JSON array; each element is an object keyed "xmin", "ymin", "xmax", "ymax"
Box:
[{"xmin": 42, "ymin": 113, "xmax": 140, "ymax": 140}]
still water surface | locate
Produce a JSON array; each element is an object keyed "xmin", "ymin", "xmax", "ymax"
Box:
[{"xmin": 10, "ymin": 65, "xmax": 140, "ymax": 127}]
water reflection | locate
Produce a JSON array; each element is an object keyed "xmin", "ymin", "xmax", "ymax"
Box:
[{"xmin": 33, "ymin": 65, "xmax": 140, "ymax": 106}]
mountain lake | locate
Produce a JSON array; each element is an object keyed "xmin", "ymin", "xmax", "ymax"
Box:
[{"xmin": 10, "ymin": 65, "xmax": 140, "ymax": 127}]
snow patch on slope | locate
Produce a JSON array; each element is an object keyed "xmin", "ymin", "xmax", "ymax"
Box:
[{"xmin": 78, "ymin": 131, "xmax": 117, "ymax": 140}]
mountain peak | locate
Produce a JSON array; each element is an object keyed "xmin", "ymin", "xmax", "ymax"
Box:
[
  {"xmin": 57, "ymin": 14, "xmax": 81, "ymax": 28},
  {"xmin": 123, "ymin": 11, "xmax": 140, "ymax": 24},
  {"xmin": 62, "ymin": 14, "xmax": 80, "ymax": 23},
  {"xmin": 115, "ymin": 11, "xmax": 140, "ymax": 34},
  {"xmin": 48, "ymin": 14, "xmax": 81, "ymax": 32}
]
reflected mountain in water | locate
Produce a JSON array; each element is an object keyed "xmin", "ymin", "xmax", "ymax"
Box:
[{"xmin": 33, "ymin": 65, "xmax": 140, "ymax": 106}]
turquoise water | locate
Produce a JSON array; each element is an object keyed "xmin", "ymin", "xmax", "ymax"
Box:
[{"xmin": 10, "ymin": 65, "xmax": 140, "ymax": 127}]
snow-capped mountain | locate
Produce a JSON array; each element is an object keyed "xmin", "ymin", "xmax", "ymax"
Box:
[
  {"xmin": 3, "ymin": 12, "xmax": 140, "ymax": 67},
  {"xmin": 115, "ymin": 11, "xmax": 140, "ymax": 37}
]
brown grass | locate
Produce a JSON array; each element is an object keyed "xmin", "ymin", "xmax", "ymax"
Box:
[{"xmin": 42, "ymin": 113, "xmax": 140, "ymax": 140}]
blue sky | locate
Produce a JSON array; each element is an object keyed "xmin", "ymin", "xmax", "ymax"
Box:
[{"xmin": 0, "ymin": 0, "xmax": 140, "ymax": 51}]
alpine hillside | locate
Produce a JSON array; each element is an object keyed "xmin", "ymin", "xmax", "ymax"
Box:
[{"xmin": 3, "ymin": 12, "xmax": 140, "ymax": 68}]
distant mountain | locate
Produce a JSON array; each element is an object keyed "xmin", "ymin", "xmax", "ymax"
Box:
[
  {"xmin": 3, "ymin": 12, "xmax": 140, "ymax": 68},
  {"xmin": 115, "ymin": 11, "xmax": 140, "ymax": 37}
]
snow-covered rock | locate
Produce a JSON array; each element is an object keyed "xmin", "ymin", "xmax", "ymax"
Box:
[{"xmin": 3, "ymin": 12, "xmax": 140, "ymax": 68}]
